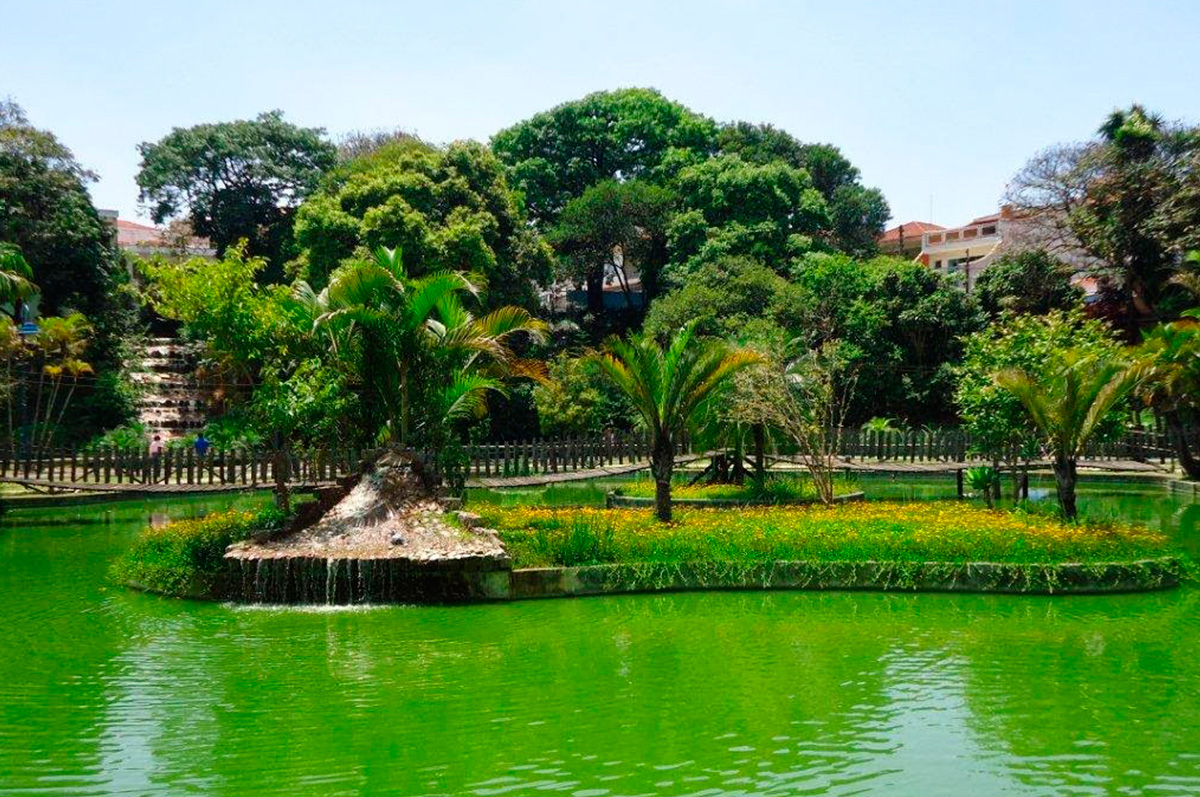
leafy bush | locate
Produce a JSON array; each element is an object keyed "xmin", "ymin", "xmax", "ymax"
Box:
[
  {"xmin": 111, "ymin": 507, "xmax": 289, "ymax": 597},
  {"xmin": 85, "ymin": 422, "xmax": 148, "ymax": 452},
  {"xmin": 479, "ymin": 502, "xmax": 1174, "ymax": 570}
]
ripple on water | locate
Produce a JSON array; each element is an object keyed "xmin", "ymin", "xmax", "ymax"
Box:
[{"xmin": 3, "ymin": 489, "xmax": 1200, "ymax": 794}]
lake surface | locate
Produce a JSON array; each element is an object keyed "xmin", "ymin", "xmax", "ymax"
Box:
[{"xmin": 2, "ymin": 483, "xmax": 1199, "ymax": 795}]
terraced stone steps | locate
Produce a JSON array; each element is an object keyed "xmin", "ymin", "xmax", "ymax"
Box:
[{"xmin": 128, "ymin": 337, "xmax": 212, "ymax": 439}]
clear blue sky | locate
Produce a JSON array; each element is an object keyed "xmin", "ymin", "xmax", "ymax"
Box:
[{"xmin": 4, "ymin": 0, "xmax": 1199, "ymax": 229}]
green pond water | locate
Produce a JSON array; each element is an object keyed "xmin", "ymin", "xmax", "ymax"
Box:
[{"xmin": 2, "ymin": 482, "xmax": 1200, "ymax": 795}]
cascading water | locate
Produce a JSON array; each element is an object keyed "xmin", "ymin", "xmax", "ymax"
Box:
[{"xmin": 224, "ymin": 449, "xmax": 510, "ymax": 605}]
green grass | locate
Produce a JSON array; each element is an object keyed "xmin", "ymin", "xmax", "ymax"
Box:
[
  {"xmin": 111, "ymin": 507, "xmax": 289, "ymax": 597},
  {"xmin": 617, "ymin": 476, "xmax": 817, "ymax": 502},
  {"xmin": 477, "ymin": 502, "xmax": 1180, "ymax": 570}
]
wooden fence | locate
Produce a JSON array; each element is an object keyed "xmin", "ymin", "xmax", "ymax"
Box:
[
  {"xmin": 0, "ymin": 446, "xmax": 365, "ymax": 488},
  {"xmin": 0, "ymin": 425, "xmax": 1184, "ymax": 490}
]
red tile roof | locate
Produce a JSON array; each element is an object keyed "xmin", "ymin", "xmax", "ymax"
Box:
[{"xmin": 878, "ymin": 221, "xmax": 944, "ymax": 244}]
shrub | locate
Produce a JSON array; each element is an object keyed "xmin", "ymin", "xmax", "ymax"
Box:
[
  {"xmin": 112, "ymin": 507, "xmax": 289, "ymax": 597},
  {"xmin": 479, "ymin": 502, "xmax": 1175, "ymax": 570}
]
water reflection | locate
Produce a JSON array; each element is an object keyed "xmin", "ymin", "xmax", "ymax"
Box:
[{"xmin": 1, "ymin": 487, "xmax": 1199, "ymax": 794}]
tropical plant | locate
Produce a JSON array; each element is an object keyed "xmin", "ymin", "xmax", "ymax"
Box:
[
  {"xmin": 0, "ymin": 243, "xmax": 37, "ymax": 311},
  {"xmin": 30, "ymin": 313, "xmax": 93, "ymax": 452},
  {"xmin": 996, "ymin": 349, "xmax": 1144, "ymax": 519},
  {"xmin": 593, "ymin": 320, "xmax": 761, "ymax": 521},
  {"xmin": 303, "ymin": 245, "xmax": 547, "ymax": 446},
  {"xmin": 1135, "ymin": 310, "xmax": 1200, "ymax": 479},
  {"xmin": 963, "ymin": 466, "xmax": 1001, "ymax": 509}
]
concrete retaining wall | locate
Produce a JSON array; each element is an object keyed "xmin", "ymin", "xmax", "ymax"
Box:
[{"xmin": 508, "ymin": 558, "xmax": 1184, "ymax": 598}]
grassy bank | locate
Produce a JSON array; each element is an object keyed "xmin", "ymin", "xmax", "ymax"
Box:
[
  {"xmin": 477, "ymin": 501, "xmax": 1181, "ymax": 571},
  {"xmin": 112, "ymin": 508, "xmax": 288, "ymax": 598}
]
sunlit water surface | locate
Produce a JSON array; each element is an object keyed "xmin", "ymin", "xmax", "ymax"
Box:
[{"xmin": 2, "ymin": 482, "xmax": 1199, "ymax": 795}]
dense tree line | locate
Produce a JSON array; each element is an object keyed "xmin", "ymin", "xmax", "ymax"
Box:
[{"xmin": 7, "ymin": 89, "xmax": 1200, "ymax": 460}]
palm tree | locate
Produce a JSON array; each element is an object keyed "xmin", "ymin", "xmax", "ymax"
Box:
[
  {"xmin": 996, "ymin": 350, "xmax": 1144, "ymax": 519},
  {"xmin": 1172, "ymin": 251, "xmax": 1200, "ymax": 301},
  {"xmin": 300, "ymin": 246, "xmax": 546, "ymax": 445},
  {"xmin": 31, "ymin": 313, "xmax": 91, "ymax": 452},
  {"xmin": 594, "ymin": 321, "xmax": 762, "ymax": 521},
  {"xmin": 1136, "ymin": 311, "xmax": 1200, "ymax": 479},
  {"xmin": 0, "ymin": 243, "xmax": 38, "ymax": 314}
]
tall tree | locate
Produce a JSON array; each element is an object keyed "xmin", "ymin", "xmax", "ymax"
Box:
[
  {"xmin": 0, "ymin": 100, "xmax": 113, "ymax": 314},
  {"xmin": 292, "ymin": 141, "xmax": 552, "ymax": 310},
  {"xmin": 136, "ymin": 110, "xmax": 336, "ymax": 275},
  {"xmin": 974, "ymin": 249, "xmax": 1083, "ymax": 317},
  {"xmin": 594, "ymin": 320, "xmax": 760, "ymax": 521},
  {"xmin": 491, "ymin": 88, "xmax": 718, "ymax": 226},
  {"xmin": 1006, "ymin": 104, "xmax": 1200, "ymax": 327},
  {"xmin": 997, "ymin": 350, "xmax": 1143, "ymax": 519},
  {"xmin": 1136, "ymin": 311, "xmax": 1200, "ymax": 479},
  {"xmin": 665, "ymin": 154, "xmax": 829, "ymax": 282},
  {"xmin": 549, "ymin": 179, "xmax": 675, "ymax": 314},
  {"xmin": 718, "ymin": 122, "xmax": 889, "ymax": 256}
]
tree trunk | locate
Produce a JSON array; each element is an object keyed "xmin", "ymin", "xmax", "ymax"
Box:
[
  {"xmin": 400, "ymin": 368, "xmax": 409, "ymax": 447},
  {"xmin": 753, "ymin": 423, "xmax": 766, "ymax": 482},
  {"xmin": 1166, "ymin": 412, "xmax": 1200, "ymax": 481},
  {"xmin": 586, "ymin": 267, "xmax": 605, "ymax": 316},
  {"xmin": 651, "ymin": 433, "xmax": 674, "ymax": 522},
  {"xmin": 273, "ymin": 448, "xmax": 290, "ymax": 513},
  {"xmin": 1053, "ymin": 456, "xmax": 1078, "ymax": 520}
]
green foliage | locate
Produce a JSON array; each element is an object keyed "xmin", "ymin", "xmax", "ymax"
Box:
[
  {"xmin": 1008, "ymin": 104, "xmax": 1200, "ymax": 324},
  {"xmin": 136, "ymin": 110, "xmax": 336, "ymax": 272},
  {"xmin": 963, "ymin": 466, "xmax": 1001, "ymax": 508},
  {"xmin": 975, "ymin": 249, "xmax": 1083, "ymax": 317},
  {"xmin": 550, "ymin": 179, "xmax": 675, "ymax": 308},
  {"xmin": 84, "ymin": 422, "xmax": 148, "ymax": 452},
  {"xmin": 480, "ymin": 502, "xmax": 1173, "ymax": 571},
  {"xmin": 111, "ymin": 507, "xmax": 289, "ymax": 597},
  {"xmin": 594, "ymin": 320, "xmax": 762, "ymax": 520},
  {"xmin": 0, "ymin": 100, "xmax": 115, "ymax": 315},
  {"xmin": 533, "ymin": 352, "xmax": 630, "ymax": 435},
  {"xmin": 861, "ymin": 417, "xmax": 902, "ymax": 433},
  {"xmin": 0, "ymin": 243, "xmax": 37, "ymax": 307},
  {"xmin": 300, "ymin": 245, "xmax": 548, "ymax": 446},
  {"xmin": 956, "ymin": 309, "xmax": 1126, "ymax": 463},
  {"xmin": 491, "ymin": 88, "xmax": 718, "ymax": 225},
  {"xmin": 644, "ymin": 256, "xmax": 806, "ymax": 340},
  {"xmin": 717, "ymin": 122, "xmax": 889, "ymax": 256},
  {"xmin": 665, "ymin": 154, "xmax": 828, "ymax": 282},
  {"xmin": 293, "ymin": 141, "xmax": 552, "ymax": 309},
  {"xmin": 648, "ymin": 254, "xmax": 979, "ymax": 425}
]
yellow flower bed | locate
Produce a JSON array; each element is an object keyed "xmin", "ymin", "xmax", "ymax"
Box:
[{"xmin": 476, "ymin": 501, "xmax": 1172, "ymax": 569}]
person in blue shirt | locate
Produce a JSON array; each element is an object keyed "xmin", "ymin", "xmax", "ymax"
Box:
[{"xmin": 194, "ymin": 433, "xmax": 211, "ymax": 457}]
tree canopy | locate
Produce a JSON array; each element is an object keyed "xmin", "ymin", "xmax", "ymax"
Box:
[
  {"xmin": 550, "ymin": 179, "xmax": 675, "ymax": 313},
  {"xmin": 717, "ymin": 122, "xmax": 889, "ymax": 256},
  {"xmin": 974, "ymin": 249, "xmax": 1083, "ymax": 317},
  {"xmin": 1006, "ymin": 104, "xmax": 1200, "ymax": 327},
  {"xmin": 491, "ymin": 88, "xmax": 718, "ymax": 226},
  {"xmin": 665, "ymin": 154, "xmax": 829, "ymax": 282},
  {"xmin": 292, "ymin": 140, "xmax": 553, "ymax": 310},
  {"xmin": 0, "ymin": 100, "xmax": 115, "ymax": 314},
  {"xmin": 136, "ymin": 110, "xmax": 336, "ymax": 274}
]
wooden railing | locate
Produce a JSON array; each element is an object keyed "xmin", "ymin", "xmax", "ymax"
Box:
[
  {"xmin": 0, "ymin": 425, "xmax": 1183, "ymax": 491},
  {"xmin": 0, "ymin": 446, "xmax": 365, "ymax": 488}
]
